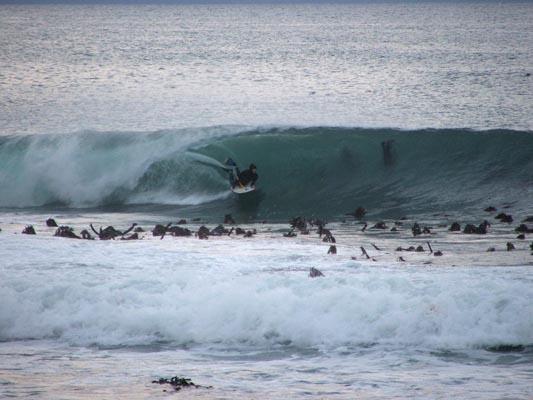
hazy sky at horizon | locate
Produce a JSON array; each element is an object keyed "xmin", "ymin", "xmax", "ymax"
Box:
[{"xmin": 0, "ymin": 0, "xmax": 529, "ymax": 4}]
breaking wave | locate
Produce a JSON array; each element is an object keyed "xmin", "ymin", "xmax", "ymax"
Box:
[
  {"xmin": 1, "ymin": 126, "xmax": 532, "ymax": 219},
  {"xmin": 1, "ymin": 252, "xmax": 532, "ymax": 349}
]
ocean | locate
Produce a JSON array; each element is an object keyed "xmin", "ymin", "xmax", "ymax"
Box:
[{"xmin": 1, "ymin": 2, "xmax": 533, "ymax": 399}]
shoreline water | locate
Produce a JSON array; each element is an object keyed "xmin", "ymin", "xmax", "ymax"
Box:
[{"xmin": 1, "ymin": 339, "xmax": 532, "ymax": 400}]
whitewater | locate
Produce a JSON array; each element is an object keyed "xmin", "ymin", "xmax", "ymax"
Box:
[{"xmin": 1, "ymin": 2, "xmax": 533, "ymax": 399}]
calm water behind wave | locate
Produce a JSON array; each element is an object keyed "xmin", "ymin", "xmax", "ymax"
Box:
[{"xmin": 1, "ymin": 2, "xmax": 532, "ymax": 134}]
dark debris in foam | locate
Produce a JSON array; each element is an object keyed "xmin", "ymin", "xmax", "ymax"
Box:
[
  {"xmin": 484, "ymin": 344, "xmax": 525, "ymax": 353},
  {"xmin": 152, "ymin": 376, "xmax": 212, "ymax": 392},
  {"xmin": 4, "ymin": 204, "xmax": 533, "ymax": 265}
]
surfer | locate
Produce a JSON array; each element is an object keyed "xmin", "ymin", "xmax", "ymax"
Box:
[
  {"xmin": 238, "ymin": 163, "xmax": 258, "ymax": 187},
  {"xmin": 224, "ymin": 159, "xmax": 258, "ymax": 188}
]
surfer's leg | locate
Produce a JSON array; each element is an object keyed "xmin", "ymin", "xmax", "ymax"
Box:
[
  {"xmin": 229, "ymin": 166, "xmax": 240, "ymax": 187},
  {"xmin": 233, "ymin": 167, "xmax": 245, "ymax": 187},
  {"xmin": 229, "ymin": 169, "xmax": 235, "ymax": 186}
]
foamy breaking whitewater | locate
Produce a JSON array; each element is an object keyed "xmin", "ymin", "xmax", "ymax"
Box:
[
  {"xmin": 0, "ymin": 129, "xmax": 238, "ymax": 208},
  {"xmin": 1, "ymin": 229, "xmax": 531, "ymax": 349}
]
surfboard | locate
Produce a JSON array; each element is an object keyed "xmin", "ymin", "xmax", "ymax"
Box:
[{"xmin": 231, "ymin": 184, "xmax": 256, "ymax": 194}]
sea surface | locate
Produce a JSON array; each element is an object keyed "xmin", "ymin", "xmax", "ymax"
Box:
[{"xmin": 1, "ymin": 2, "xmax": 533, "ymax": 399}]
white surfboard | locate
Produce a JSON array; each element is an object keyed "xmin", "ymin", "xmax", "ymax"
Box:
[{"xmin": 231, "ymin": 184, "xmax": 256, "ymax": 194}]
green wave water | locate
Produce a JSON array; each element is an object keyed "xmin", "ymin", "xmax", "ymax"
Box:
[{"xmin": 1, "ymin": 127, "xmax": 532, "ymax": 220}]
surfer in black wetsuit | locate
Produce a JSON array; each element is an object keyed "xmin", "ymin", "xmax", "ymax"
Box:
[
  {"xmin": 224, "ymin": 159, "xmax": 258, "ymax": 188},
  {"xmin": 238, "ymin": 163, "xmax": 258, "ymax": 187}
]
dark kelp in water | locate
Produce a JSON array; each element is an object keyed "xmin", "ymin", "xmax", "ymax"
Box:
[{"xmin": 152, "ymin": 376, "xmax": 212, "ymax": 392}]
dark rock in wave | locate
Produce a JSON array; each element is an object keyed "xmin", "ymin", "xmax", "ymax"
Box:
[
  {"xmin": 243, "ymin": 230, "xmax": 256, "ymax": 238},
  {"xmin": 121, "ymin": 232, "xmax": 140, "ymax": 240},
  {"xmin": 168, "ymin": 226, "xmax": 192, "ymax": 237},
  {"xmin": 210, "ymin": 225, "xmax": 228, "ymax": 236},
  {"xmin": 46, "ymin": 218, "xmax": 58, "ymax": 227},
  {"xmin": 495, "ymin": 213, "xmax": 513, "ymax": 223},
  {"xmin": 372, "ymin": 221, "xmax": 387, "ymax": 230},
  {"xmin": 463, "ymin": 221, "xmax": 489, "ymax": 234},
  {"xmin": 309, "ymin": 267, "xmax": 324, "ymax": 277},
  {"xmin": 396, "ymin": 246, "xmax": 416, "ymax": 252},
  {"xmin": 151, "ymin": 223, "xmax": 191, "ymax": 238},
  {"xmin": 152, "ymin": 224, "xmax": 168, "ymax": 236},
  {"xmin": 80, "ymin": 229, "xmax": 94, "ymax": 240},
  {"xmin": 54, "ymin": 226, "xmax": 80, "ymax": 239},
  {"xmin": 197, "ymin": 226, "xmax": 210, "ymax": 239},
  {"xmin": 515, "ymin": 224, "xmax": 533, "ymax": 233},
  {"xmin": 22, "ymin": 225, "xmax": 36, "ymax": 235},
  {"xmin": 463, "ymin": 224, "xmax": 477, "ymax": 234},
  {"xmin": 449, "ymin": 222, "xmax": 461, "ymax": 231},
  {"xmin": 91, "ymin": 223, "xmax": 137, "ymax": 240}
]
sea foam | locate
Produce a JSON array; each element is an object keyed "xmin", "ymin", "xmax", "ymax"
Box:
[{"xmin": 1, "ymin": 233, "xmax": 531, "ymax": 349}]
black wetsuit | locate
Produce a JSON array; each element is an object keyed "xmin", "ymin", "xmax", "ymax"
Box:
[{"xmin": 238, "ymin": 169, "xmax": 258, "ymax": 186}]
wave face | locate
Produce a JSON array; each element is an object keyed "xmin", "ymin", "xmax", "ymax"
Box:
[{"xmin": 1, "ymin": 127, "xmax": 532, "ymax": 219}]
